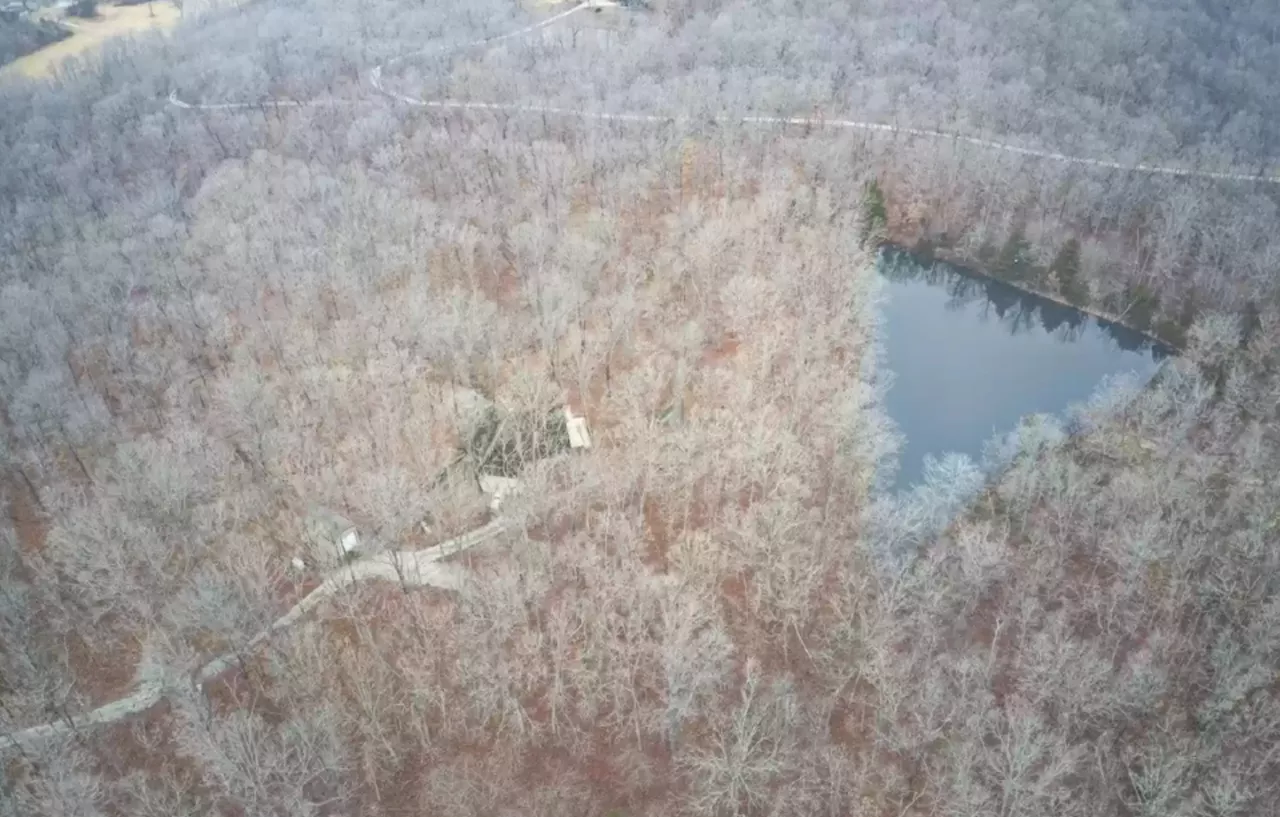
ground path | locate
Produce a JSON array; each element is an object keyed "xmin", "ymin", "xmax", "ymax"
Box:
[
  {"xmin": 169, "ymin": 2, "xmax": 1280, "ymax": 185},
  {"xmin": 3, "ymin": 518, "xmax": 509, "ymax": 751}
]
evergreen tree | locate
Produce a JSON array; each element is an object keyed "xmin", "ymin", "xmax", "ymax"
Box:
[
  {"xmin": 860, "ymin": 180, "xmax": 887, "ymax": 247},
  {"xmin": 1050, "ymin": 238, "xmax": 1088, "ymax": 306},
  {"xmin": 1155, "ymin": 293, "xmax": 1197, "ymax": 348},
  {"xmin": 1122, "ymin": 282, "xmax": 1160, "ymax": 331},
  {"xmin": 1241, "ymin": 300, "xmax": 1262, "ymax": 348},
  {"xmin": 996, "ymin": 225, "xmax": 1032, "ymax": 282}
]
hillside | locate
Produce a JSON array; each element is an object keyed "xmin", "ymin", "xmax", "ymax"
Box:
[{"xmin": 2, "ymin": 1, "xmax": 1280, "ymax": 815}]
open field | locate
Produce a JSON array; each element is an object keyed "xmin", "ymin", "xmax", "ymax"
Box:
[{"xmin": 0, "ymin": 1, "xmax": 179, "ymax": 80}]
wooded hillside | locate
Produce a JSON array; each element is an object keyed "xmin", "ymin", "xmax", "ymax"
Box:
[{"xmin": 2, "ymin": 1, "xmax": 1279, "ymax": 815}]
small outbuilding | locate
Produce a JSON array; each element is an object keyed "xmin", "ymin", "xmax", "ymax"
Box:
[
  {"xmin": 564, "ymin": 405, "xmax": 593, "ymax": 449},
  {"xmin": 304, "ymin": 507, "xmax": 362, "ymax": 567}
]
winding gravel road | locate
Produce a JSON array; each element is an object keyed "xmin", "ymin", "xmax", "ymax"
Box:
[{"xmin": 169, "ymin": 1, "xmax": 1280, "ymax": 185}]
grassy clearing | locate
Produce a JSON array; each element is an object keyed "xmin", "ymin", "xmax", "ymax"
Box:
[{"xmin": 0, "ymin": 2, "xmax": 180, "ymax": 80}]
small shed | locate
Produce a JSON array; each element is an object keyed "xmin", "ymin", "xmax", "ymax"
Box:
[
  {"xmin": 304, "ymin": 507, "xmax": 361, "ymax": 567},
  {"xmin": 564, "ymin": 405, "xmax": 593, "ymax": 449}
]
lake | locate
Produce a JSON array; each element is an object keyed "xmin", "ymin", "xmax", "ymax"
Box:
[{"xmin": 878, "ymin": 247, "xmax": 1170, "ymax": 489}]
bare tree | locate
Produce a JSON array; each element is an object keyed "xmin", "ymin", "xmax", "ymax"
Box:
[{"xmin": 680, "ymin": 661, "xmax": 803, "ymax": 817}]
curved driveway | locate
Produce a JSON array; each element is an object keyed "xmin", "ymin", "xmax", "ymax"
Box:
[{"xmin": 4, "ymin": 518, "xmax": 508, "ymax": 750}]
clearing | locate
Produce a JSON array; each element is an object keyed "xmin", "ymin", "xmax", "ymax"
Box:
[{"xmin": 0, "ymin": 2, "xmax": 180, "ymax": 80}]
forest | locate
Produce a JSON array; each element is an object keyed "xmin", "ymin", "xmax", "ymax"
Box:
[{"xmin": 2, "ymin": 0, "xmax": 1280, "ymax": 815}]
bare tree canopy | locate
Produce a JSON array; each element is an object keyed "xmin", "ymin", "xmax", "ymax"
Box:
[{"xmin": 3, "ymin": 1, "xmax": 1280, "ymax": 816}]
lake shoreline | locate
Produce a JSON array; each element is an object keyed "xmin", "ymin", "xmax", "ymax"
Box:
[
  {"xmin": 877, "ymin": 248, "xmax": 1168, "ymax": 488},
  {"xmin": 880, "ymin": 236, "xmax": 1184, "ymax": 355}
]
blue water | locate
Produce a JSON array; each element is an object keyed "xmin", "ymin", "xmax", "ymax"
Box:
[{"xmin": 879, "ymin": 249, "xmax": 1169, "ymax": 488}]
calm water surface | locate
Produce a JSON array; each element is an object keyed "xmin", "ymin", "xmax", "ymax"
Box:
[{"xmin": 879, "ymin": 249, "xmax": 1169, "ymax": 488}]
